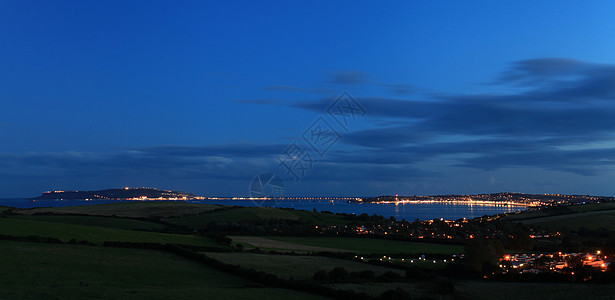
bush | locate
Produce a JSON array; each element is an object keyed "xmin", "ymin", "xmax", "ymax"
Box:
[
  {"xmin": 352, "ymin": 270, "xmax": 376, "ymax": 280},
  {"xmin": 313, "ymin": 270, "xmax": 329, "ymax": 281},
  {"xmin": 379, "ymin": 288, "xmax": 410, "ymax": 300},
  {"xmin": 405, "ymin": 268, "xmax": 428, "ymax": 280},
  {"xmin": 432, "ymin": 279, "xmax": 455, "ymax": 294},
  {"xmin": 328, "ymin": 267, "xmax": 349, "ymax": 282},
  {"xmin": 206, "ymin": 232, "xmax": 232, "ymax": 245}
]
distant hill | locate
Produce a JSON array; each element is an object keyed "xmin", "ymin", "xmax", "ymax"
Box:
[{"xmin": 33, "ymin": 188, "xmax": 195, "ymax": 200}]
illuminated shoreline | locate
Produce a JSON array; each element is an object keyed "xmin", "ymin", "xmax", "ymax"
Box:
[
  {"xmin": 30, "ymin": 197, "xmax": 541, "ymax": 208},
  {"xmin": 217, "ymin": 197, "xmax": 536, "ymax": 207},
  {"xmin": 371, "ymin": 199, "xmax": 537, "ymax": 207}
]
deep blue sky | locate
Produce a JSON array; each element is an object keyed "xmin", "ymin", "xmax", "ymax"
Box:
[{"xmin": 2, "ymin": 1, "xmax": 615, "ymax": 197}]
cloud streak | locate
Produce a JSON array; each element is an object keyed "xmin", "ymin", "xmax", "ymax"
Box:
[
  {"xmin": 3, "ymin": 58, "xmax": 614, "ymax": 197},
  {"xmin": 330, "ymin": 70, "xmax": 369, "ymax": 85},
  {"xmin": 247, "ymin": 58, "xmax": 615, "ymax": 175}
]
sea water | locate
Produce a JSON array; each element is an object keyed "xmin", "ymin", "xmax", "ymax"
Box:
[{"xmin": 0, "ymin": 198, "xmax": 527, "ymax": 221}]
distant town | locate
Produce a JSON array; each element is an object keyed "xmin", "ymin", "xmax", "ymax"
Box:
[
  {"xmin": 34, "ymin": 188, "xmax": 615, "ymax": 207},
  {"xmin": 363, "ymin": 193, "xmax": 615, "ymax": 207}
]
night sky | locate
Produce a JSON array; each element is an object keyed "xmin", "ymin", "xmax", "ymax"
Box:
[{"xmin": 2, "ymin": 1, "xmax": 615, "ymax": 197}]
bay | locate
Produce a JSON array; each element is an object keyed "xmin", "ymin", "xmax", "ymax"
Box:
[{"xmin": 0, "ymin": 198, "xmax": 527, "ymax": 221}]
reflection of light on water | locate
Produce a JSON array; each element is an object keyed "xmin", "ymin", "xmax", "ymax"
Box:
[
  {"xmin": 192, "ymin": 198, "xmax": 529, "ymax": 221},
  {"xmin": 381, "ymin": 201, "xmax": 527, "ymax": 219}
]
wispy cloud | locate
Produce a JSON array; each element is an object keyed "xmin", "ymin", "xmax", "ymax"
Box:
[
  {"xmin": 263, "ymin": 85, "xmax": 336, "ymax": 94},
  {"xmin": 330, "ymin": 70, "xmax": 369, "ymax": 85},
  {"xmin": 245, "ymin": 58, "xmax": 615, "ymax": 175},
  {"xmin": 377, "ymin": 83, "xmax": 418, "ymax": 95},
  {"xmin": 4, "ymin": 58, "xmax": 614, "ymax": 195}
]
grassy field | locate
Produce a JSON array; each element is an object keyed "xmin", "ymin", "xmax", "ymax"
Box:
[
  {"xmin": 231, "ymin": 236, "xmax": 351, "ymax": 252},
  {"xmin": 456, "ymin": 280, "xmax": 615, "ymax": 300},
  {"xmin": 503, "ymin": 201, "xmax": 615, "ymax": 222},
  {"xmin": 504, "ymin": 201, "xmax": 615, "ymax": 231},
  {"xmin": 0, "ymin": 218, "xmax": 223, "ymax": 247},
  {"xmin": 0, "ymin": 240, "xmax": 329, "ymax": 300},
  {"xmin": 520, "ymin": 209, "xmax": 615, "ymax": 231},
  {"xmin": 331, "ymin": 279, "xmax": 615, "ymax": 299},
  {"xmin": 568, "ymin": 202, "xmax": 615, "ymax": 213},
  {"xmin": 17, "ymin": 201, "xmax": 224, "ymax": 218},
  {"xmin": 268, "ymin": 236, "xmax": 464, "ymax": 254},
  {"xmin": 168, "ymin": 206, "xmax": 348, "ymax": 230},
  {"xmin": 204, "ymin": 252, "xmax": 404, "ymax": 280},
  {"xmin": 330, "ymin": 282, "xmax": 429, "ymax": 298},
  {"xmin": 8, "ymin": 214, "xmax": 167, "ymax": 231},
  {"xmin": 233, "ymin": 236, "xmax": 464, "ymax": 254}
]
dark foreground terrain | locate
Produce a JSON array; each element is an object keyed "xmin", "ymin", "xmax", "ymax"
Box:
[{"xmin": 1, "ymin": 202, "xmax": 614, "ymax": 299}]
